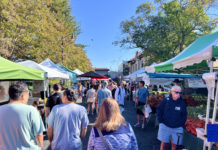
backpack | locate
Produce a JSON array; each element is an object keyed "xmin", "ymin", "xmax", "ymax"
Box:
[{"xmin": 112, "ymin": 88, "xmax": 116, "ymax": 99}]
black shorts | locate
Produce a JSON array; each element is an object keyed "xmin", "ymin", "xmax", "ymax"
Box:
[{"xmin": 136, "ymin": 102, "xmax": 145, "ymax": 116}]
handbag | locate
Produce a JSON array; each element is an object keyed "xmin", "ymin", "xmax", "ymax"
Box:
[{"xmin": 96, "ymin": 128, "xmax": 112, "ymax": 150}]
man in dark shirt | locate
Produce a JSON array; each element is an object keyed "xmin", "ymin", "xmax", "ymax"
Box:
[
  {"xmin": 46, "ymin": 84, "xmax": 62, "ymax": 117},
  {"xmin": 157, "ymin": 85, "xmax": 187, "ymax": 150}
]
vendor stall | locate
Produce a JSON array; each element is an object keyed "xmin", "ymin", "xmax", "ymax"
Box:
[
  {"xmin": 0, "ymin": 57, "xmax": 45, "ymax": 81},
  {"xmin": 18, "ymin": 60, "xmax": 69, "ymax": 98},
  {"xmin": 145, "ymin": 32, "xmax": 218, "ymax": 150},
  {"xmin": 0, "ymin": 57, "xmax": 45, "ymax": 104}
]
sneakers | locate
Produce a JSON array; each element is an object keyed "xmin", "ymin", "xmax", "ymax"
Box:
[
  {"xmin": 142, "ymin": 124, "xmax": 144, "ymax": 129},
  {"xmin": 134, "ymin": 123, "xmax": 140, "ymax": 127}
]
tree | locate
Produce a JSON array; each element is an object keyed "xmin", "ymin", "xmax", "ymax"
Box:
[
  {"xmin": 0, "ymin": 0, "xmax": 93, "ymax": 72},
  {"xmin": 115, "ymin": 0, "xmax": 217, "ymax": 64}
]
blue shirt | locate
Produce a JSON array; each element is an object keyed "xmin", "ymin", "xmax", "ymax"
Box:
[
  {"xmin": 0, "ymin": 104, "xmax": 45, "ymax": 150},
  {"xmin": 88, "ymin": 122, "xmax": 138, "ymax": 150},
  {"xmin": 137, "ymin": 88, "xmax": 149, "ymax": 103},
  {"xmin": 97, "ymin": 88, "xmax": 112, "ymax": 109},
  {"xmin": 48, "ymin": 103, "xmax": 89, "ymax": 150}
]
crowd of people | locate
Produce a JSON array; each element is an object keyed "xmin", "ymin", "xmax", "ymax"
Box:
[{"xmin": 0, "ymin": 79, "xmax": 187, "ymax": 150}]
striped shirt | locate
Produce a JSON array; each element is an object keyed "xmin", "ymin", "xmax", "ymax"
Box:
[{"xmin": 88, "ymin": 122, "xmax": 138, "ymax": 150}]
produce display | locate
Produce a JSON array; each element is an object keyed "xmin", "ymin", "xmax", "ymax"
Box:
[
  {"xmin": 183, "ymin": 95, "xmax": 196, "ymax": 106},
  {"xmin": 147, "ymin": 93, "xmax": 197, "ymax": 108},
  {"xmin": 185, "ymin": 119, "xmax": 205, "ymax": 136},
  {"xmin": 185, "ymin": 119, "xmax": 218, "ymax": 148},
  {"xmin": 147, "ymin": 93, "xmax": 164, "ymax": 107}
]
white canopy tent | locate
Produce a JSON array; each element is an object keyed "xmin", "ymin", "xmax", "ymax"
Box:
[
  {"xmin": 73, "ymin": 69, "xmax": 84, "ymax": 75},
  {"xmin": 18, "ymin": 60, "xmax": 69, "ymax": 79}
]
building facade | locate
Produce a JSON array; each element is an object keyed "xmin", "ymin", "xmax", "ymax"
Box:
[{"xmin": 127, "ymin": 51, "xmax": 149, "ymax": 74}]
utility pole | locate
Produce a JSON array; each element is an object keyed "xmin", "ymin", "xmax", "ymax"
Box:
[
  {"xmin": 61, "ymin": 34, "xmax": 74, "ymax": 64},
  {"xmin": 61, "ymin": 41, "xmax": 64, "ymax": 64}
]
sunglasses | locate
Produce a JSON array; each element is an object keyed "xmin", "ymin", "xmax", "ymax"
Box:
[{"xmin": 173, "ymin": 91, "xmax": 182, "ymax": 94}]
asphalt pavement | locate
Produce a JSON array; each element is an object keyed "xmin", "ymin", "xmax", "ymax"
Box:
[{"xmin": 43, "ymin": 99, "xmax": 160, "ymax": 150}]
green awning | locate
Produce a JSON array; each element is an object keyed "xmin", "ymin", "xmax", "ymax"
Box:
[
  {"xmin": 212, "ymin": 45, "xmax": 218, "ymax": 58},
  {"xmin": 146, "ymin": 32, "xmax": 218, "ymax": 72},
  {"xmin": 0, "ymin": 57, "xmax": 45, "ymax": 80}
]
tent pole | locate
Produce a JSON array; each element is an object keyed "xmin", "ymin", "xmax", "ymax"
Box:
[
  {"xmin": 203, "ymin": 61, "xmax": 214, "ymax": 150},
  {"xmin": 212, "ymin": 81, "xmax": 218, "ymax": 124},
  {"xmin": 208, "ymin": 79, "xmax": 218, "ymax": 150}
]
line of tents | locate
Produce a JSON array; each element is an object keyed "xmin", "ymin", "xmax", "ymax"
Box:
[
  {"xmin": 124, "ymin": 31, "xmax": 218, "ymax": 150},
  {"xmin": 125, "ymin": 31, "xmax": 218, "ymax": 86},
  {"xmin": 0, "ymin": 57, "xmax": 84, "ymax": 82}
]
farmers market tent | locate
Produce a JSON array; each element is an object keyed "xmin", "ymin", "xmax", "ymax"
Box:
[
  {"xmin": 40, "ymin": 58, "xmax": 70, "ymax": 80},
  {"xmin": 57, "ymin": 64, "xmax": 77, "ymax": 83},
  {"xmin": 145, "ymin": 32, "xmax": 218, "ymax": 72},
  {"xmin": 18, "ymin": 60, "xmax": 69, "ymax": 79},
  {"xmin": 126, "ymin": 68, "xmax": 145, "ymax": 81},
  {"xmin": 0, "ymin": 57, "xmax": 45, "ymax": 80},
  {"xmin": 73, "ymin": 69, "xmax": 84, "ymax": 75},
  {"xmin": 92, "ymin": 74, "xmax": 109, "ymax": 80},
  {"xmin": 138, "ymin": 72, "xmax": 202, "ymax": 86},
  {"xmin": 79, "ymin": 71, "xmax": 104, "ymax": 78}
]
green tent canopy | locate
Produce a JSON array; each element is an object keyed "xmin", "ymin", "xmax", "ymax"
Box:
[
  {"xmin": 145, "ymin": 32, "xmax": 218, "ymax": 72},
  {"xmin": 0, "ymin": 57, "xmax": 45, "ymax": 80}
]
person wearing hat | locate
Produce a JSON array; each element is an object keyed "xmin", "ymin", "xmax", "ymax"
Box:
[
  {"xmin": 96, "ymin": 81, "xmax": 112, "ymax": 113},
  {"xmin": 173, "ymin": 79, "xmax": 180, "ymax": 86}
]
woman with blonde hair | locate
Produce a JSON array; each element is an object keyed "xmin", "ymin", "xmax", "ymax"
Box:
[{"xmin": 88, "ymin": 98, "xmax": 138, "ymax": 150}]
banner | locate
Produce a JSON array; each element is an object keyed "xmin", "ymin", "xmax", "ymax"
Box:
[{"xmin": 187, "ymin": 78, "xmax": 206, "ymax": 88}]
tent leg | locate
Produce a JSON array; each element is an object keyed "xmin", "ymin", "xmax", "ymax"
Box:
[
  {"xmin": 204, "ymin": 93, "xmax": 212, "ymax": 150},
  {"xmin": 206, "ymin": 81, "xmax": 218, "ymax": 150},
  {"xmin": 203, "ymin": 61, "xmax": 214, "ymax": 150}
]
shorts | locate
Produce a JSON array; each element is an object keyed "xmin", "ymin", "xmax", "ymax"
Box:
[
  {"xmin": 136, "ymin": 102, "xmax": 145, "ymax": 116},
  {"xmin": 87, "ymin": 98, "xmax": 95, "ymax": 103},
  {"xmin": 158, "ymin": 123, "xmax": 183, "ymax": 145}
]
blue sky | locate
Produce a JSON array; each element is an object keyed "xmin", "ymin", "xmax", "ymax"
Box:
[
  {"xmin": 70, "ymin": 0, "xmax": 145, "ymax": 71},
  {"xmin": 70, "ymin": 0, "xmax": 218, "ymax": 71}
]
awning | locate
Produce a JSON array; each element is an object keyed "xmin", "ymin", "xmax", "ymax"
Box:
[
  {"xmin": 57, "ymin": 64, "xmax": 77, "ymax": 83},
  {"xmin": 18, "ymin": 60, "xmax": 69, "ymax": 79},
  {"xmin": 0, "ymin": 57, "xmax": 45, "ymax": 80},
  {"xmin": 73, "ymin": 69, "xmax": 84, "ymax": 75},
  {"xmin": 79, "ymin": 71, "xmax": 104, "ymax": 78},
  {"xmin": 40, "ymin": 58, "xmax": 69, "ymax": 79},
  {"xmin": 145, "ymin": 32, "xmax": 218, "ymax": 72}
]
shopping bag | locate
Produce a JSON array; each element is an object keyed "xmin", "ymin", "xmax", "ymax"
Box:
[{"xmin": 144, "ymin": 104, "xmax": 152, "ymax": 118}]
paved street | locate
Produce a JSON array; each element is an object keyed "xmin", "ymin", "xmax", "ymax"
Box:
[{"xmin": 43, "ymin": 100, "xmax": 160, "ymax": 150}]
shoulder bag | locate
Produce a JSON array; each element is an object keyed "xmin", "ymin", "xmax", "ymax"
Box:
[{"xmin": 96, "ymin": 128, "xmax": 112, "ymax": 150}]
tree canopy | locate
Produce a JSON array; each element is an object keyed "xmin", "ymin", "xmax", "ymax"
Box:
[
  {"xmin": 0, "ymin": 0, "xmax": 93, "ymax": 72},
  {"xmin": 116, "ymin": 0, "xmax": 217, "ymax": 64}
]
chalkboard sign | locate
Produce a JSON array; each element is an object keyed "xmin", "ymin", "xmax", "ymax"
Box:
[{"xmin": 207, "ymin": 124, "xmax": 218, "ymax": 142}]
